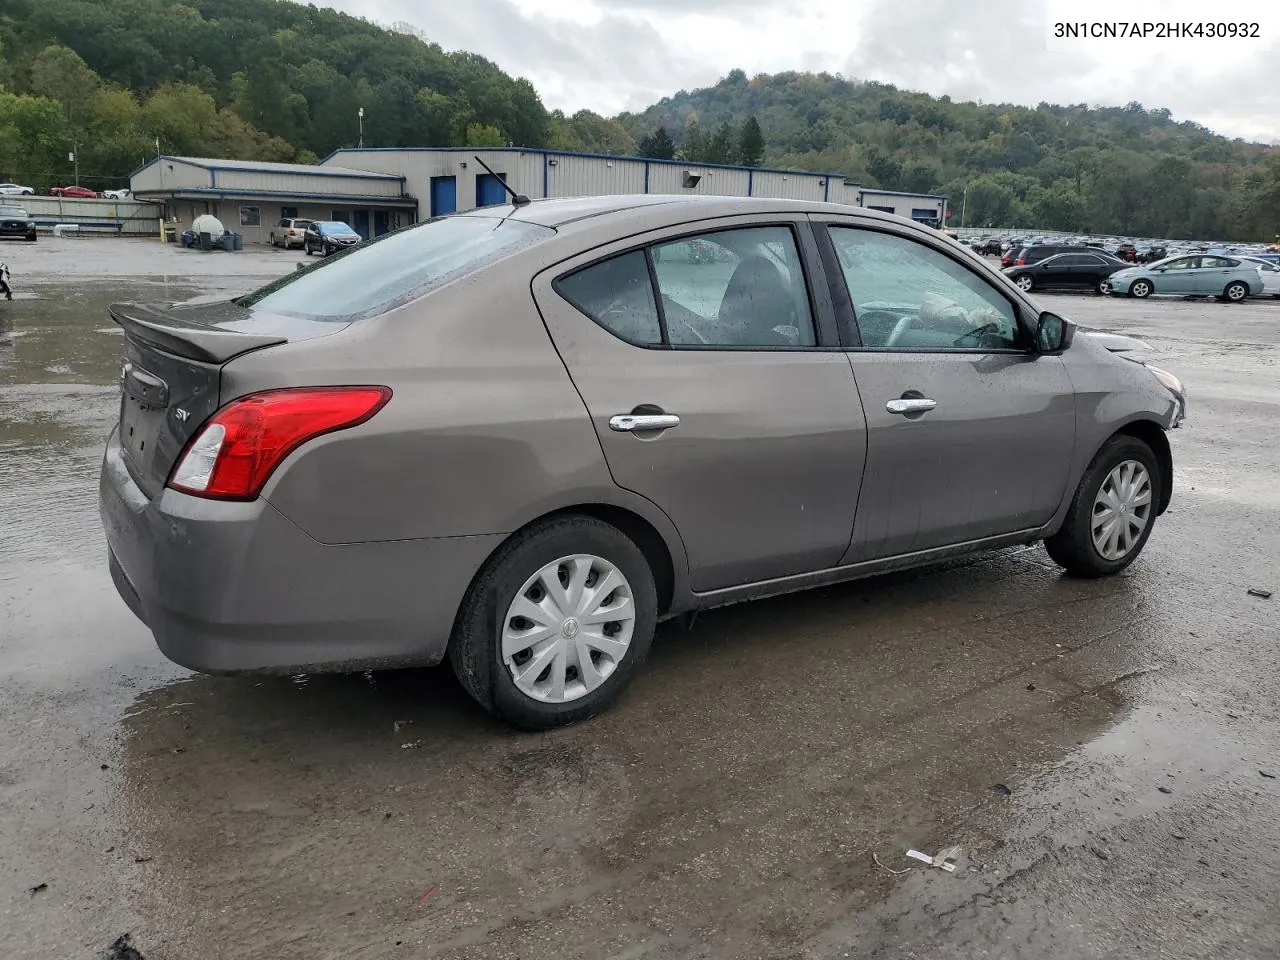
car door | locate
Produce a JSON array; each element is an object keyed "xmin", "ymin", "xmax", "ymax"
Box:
[
  {"xmin": 1196, "ymin": 256, "xmax": 1239, "ymax": 295},
  {"xmin": 1038, "ymin": 254, "xmax": 1081, "ymax": 288},
  {"xmin": 813, "ymin": 216, "xmax": 1076, "ymax": 562},
  {"xmin": 1154, "ymin": 256, "xmax": 1198, "ymax": 294},
  {"xmin": 532, "ymin": 216, "xmax": 867, "ymax": 592}
]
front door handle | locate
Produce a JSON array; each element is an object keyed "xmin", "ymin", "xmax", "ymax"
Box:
[
  {"xmin": 609, "ymin": 413, "xmax": 681, "ymax": 432},
  {"xmin": 886, "ymin": 398, "xmax": 937, "ymax": 415}
]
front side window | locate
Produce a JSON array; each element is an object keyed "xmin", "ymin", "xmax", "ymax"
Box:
[
  {"xmin": 829, "ymin": 227, "xmax": 1020, "ymax": 351},
  {"xmin": 650, "ymin": 226, "xmax": 816, "ymax": 347},
  {"xmin": 239, "ymin": 216, "xmax": 553, "ymax": 322},
  {"xmin": 1164, "ymin": 257, "xmax": 1197, "ymax": 270}
]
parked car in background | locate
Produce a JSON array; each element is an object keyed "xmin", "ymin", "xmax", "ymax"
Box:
[
  {"xmin": 1106, "ymin": 255, "xmax": 1263, "ymax": 301},
  {"xmin": 0, "ymin": 205, "xmax": 37, "ymax": 242},
  {"xmin": 1010, "ymin": 244, "xmax": 1101, "ymax": 268},
  {"xmin": 0, "ymin": 183, "xmax": 35, "ymax": 196},
  {"xmin": 50, "ymin": 185, "xmax": 99, "ymax": 198},
  {"xmin": 1113, "ymin": 243, "xmax": 1138, "ymax": 262},
  {"xmin": 1237, "ymin": 256, "xmax": 1280, "ymax": 297},
  {"xmin": 303, "ymin": 220, "xmax": 361, "ymax": 256},
  {"xmin": 102, "ymin": 188, "xmax": 132, "ymax": 200},
  {"xmin": 100, "ymin": 195, "xmax": 1186, "ymax": 728},
  {"xmin": 270, "ymin": 218, "xmax": 314, "ymax": 249},
  {"xmin": 1004, "ymin": 252, "xmax": 1127, "ymax": 294}
]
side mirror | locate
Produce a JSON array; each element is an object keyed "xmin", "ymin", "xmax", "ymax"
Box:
[{"xmin": 1036, "ymin": 311, "xmax": 1075, "ymax": 353}]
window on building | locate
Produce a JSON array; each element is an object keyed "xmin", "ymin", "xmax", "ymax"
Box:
[
  {"xmin": 331, "ymin": 210, "xmax": 349, "ymax": 224},
  {"xmin": 867, "ymin": 205, "xmax": 895, "ymax": 214},
  {"xmin": 239, "ymin": 205, "xmax": 260, "ymax": 227},
  {"xmin": 281, "ymin": 206, "xmax": 299, "ymax": 220}
]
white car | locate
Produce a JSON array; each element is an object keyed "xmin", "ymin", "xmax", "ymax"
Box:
[
  {"xmin": 1238, "ymin": 257, "xmax": 1280, "ymax": 297},
  {"xmin": 102, "ymin": 189, "xmax": 132, "ymax": 200},
  {"xmin": 0, "ymin": 183, "xmax": 34, "ymax": 196}
]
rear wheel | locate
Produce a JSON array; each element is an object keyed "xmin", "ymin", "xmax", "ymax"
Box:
[
  {"xmin": 1045, "ymin": 435, "xmax": 1160, "ymax": 578},
  {"xmin": 450, "ymin": 515, "xmax": 657, "ymax": 729},
  {"xmin": 1130, "ymin": 279, "xmax": 1152, "ymax": 298},
  {"xmin": 1014, "ymin": 274, "xmax": 1034, "ymax": 292},
  {"xmin": 1096, "ymin": 278, "xmax": 1109, "ymax": 295},
  {"xmin": 303, "ymin": 241, "xmax": 313, "ymax": 256},
  {"xmin": 1223, "ymin": 281, "xmax": 1248, "ymax": 303}
]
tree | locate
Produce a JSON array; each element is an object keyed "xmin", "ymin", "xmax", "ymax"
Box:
[
  {"xmin": 738, "ymin": 116, "xmax": 764, "ymax": 166},
  {"xmin": 679, "ymin": 118, "xmax": 707, "ymax": 162},
  {"xmin": 30, "ymin": 45, "xmax": 99, "ymax": 129},
  {"xmin": 463, "ymin": 122, "xmax": 505, "ymax": 147},
  {"xmin": 707, "ymin": 121, "xmax": 736, "ymax": 164},
  {"xmin": 637, "ymin": 126, "xmax": 675, "ymax": 159}
]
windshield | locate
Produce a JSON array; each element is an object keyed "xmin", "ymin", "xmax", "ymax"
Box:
[
  {"xmin": 316, "ymin": 221, "xmax": 356, "ymax": 234},
  {"xmin": 239, "ymin": 215, "xmax": 554, "ymax": 321},
  {"xmin": 0, "ymin": 207, "xmax": 28, "ymax": 218}
]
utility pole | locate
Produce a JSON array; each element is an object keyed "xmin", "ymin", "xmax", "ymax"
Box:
[
  {"xmin": 358, "ymin": 107, "xmax": 365, "ymax": 149},
  {"xmin": 960, "ymin": 187, "xmax": 967, "ymax": 229},
  {"xmin": 71, "ymin": 143, "xmax": 79, "ymax": 187}
]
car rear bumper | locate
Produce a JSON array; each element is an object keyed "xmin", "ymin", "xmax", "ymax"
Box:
[{"xmin": 99, "ymin": 427, "xmax": 502, "ymax": 674}]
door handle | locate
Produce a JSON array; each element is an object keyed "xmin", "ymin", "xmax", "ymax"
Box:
[
  {"xmin": 886, "ymin": 398, "xmax": 937, "ymax": 415},
  {"xmin": 609, "ymin": 413, "xmax": 681, "ymax": 432}
]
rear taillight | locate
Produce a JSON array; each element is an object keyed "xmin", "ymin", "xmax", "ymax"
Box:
[
  {"xmin": 168, "ymin": 386, "xmax": 391, "ymax": 500},
  {"xmin": 1015, "ymin": 258, "xmax": 1026, "ymax": 265}
]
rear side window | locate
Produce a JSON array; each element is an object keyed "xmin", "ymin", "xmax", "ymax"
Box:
[
  {"xmin": 239, "ymin": 216, "xmax": 553, "ymax": 321},
  {"xmin": 556, "ymin": 251, "xmax": 662, "ymax": 345}
]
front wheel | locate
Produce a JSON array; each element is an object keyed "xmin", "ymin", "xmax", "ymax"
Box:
[
  {"xmin": 1014, "ymin": 274, "xmax": 1034, "ymax": 292},
  {"xmin": 450, "ymin": 515, "xmax": 657, "ymax": 729},
  {"xmin": 1130, "ymin": 279, "xmax": 1152, "ymax": 298},
  {"xmin": 1045, "ymin": 435, "xmax": 1161, "ymax": 578},
  {"xmin": 1223, "ymin": 281, "xmax": 1248, "ymax": 303}
]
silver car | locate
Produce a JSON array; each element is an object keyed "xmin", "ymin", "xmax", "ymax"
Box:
[
  {"xmin": 100, "ymin": 196, "xmax": 1186, "ymax": 728},
  {"xmin": 1105, "ymin": 254, "xmax": 1264, "ymax": 301}
]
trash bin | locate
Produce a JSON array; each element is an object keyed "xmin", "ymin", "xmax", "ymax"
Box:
[
  {"xmin": 232, "ymin": 233, "xmax": 243, "ymax": 251},
  {"xmin": 181, "ymin": 230, "xmax": 195, "ymax": 248},
  {"xmin": 198, "ymin": 231, "xmax": 212, "ymax": 251},
  {"xmin": 220, "ymin": 233, "xmax": 235, "ymax": 252}
]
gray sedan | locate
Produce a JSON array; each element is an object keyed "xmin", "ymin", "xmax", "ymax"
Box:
[
  {"xmin": 1105, "ymin": 254, "xmax": 1264, "ymax": 301},
  {"xmin": 100, "ymin": 196, "xmax": 1186, "ymax": 728}
]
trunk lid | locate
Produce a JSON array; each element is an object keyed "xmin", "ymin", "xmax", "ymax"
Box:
[{"xmin": 109, "ymin": 298, "xmax": 342, "ymax": 497}]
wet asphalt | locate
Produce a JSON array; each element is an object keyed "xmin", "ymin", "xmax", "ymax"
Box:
[{"xmin": 1, "ymin": 240, "xmax": 1278, "ymax": 960}]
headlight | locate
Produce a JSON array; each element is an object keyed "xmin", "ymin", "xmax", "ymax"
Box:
[
  {"xmin": 26, "ymin": 220, "xmax": 35, "ymax": 228},
  {"xmin": 1145, "ymin": 363, "xmax": 1187, "ymax": 427}
]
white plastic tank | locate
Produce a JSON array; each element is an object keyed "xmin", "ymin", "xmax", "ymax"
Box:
[{"xmin": 191, "ymin": 214, "xmax": 225, "ymax": 237}]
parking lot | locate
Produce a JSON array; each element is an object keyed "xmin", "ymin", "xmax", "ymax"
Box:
[{"xmin": 2, "ymin": 238, "xmax": 1279, "ymax": 959}]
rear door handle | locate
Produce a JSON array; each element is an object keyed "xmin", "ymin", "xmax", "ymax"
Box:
[
  {"xmin": 609, "ymin": 413, "xmax": 681, "ymax": 432},
  {"xmin": 886, "ymin": 398, "xmax": 936, "ymax": 415}
]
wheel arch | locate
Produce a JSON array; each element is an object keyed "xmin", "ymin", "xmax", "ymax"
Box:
[{"xmin": 1113, "ymin": 419, "xmax": 1173, "ymax": 515}]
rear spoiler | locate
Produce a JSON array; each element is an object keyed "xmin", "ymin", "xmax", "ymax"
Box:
[{"xmin": 110, "ymin": 302, "xmax": 286, "ymax": 364}]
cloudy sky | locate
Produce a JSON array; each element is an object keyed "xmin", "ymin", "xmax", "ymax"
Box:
[{"xmin": 323, "ymin": 0, "xmax": 1280, "ymax": 142}]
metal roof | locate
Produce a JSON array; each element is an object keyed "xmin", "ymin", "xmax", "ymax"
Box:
[
  {"xmin": 856, "ymin": 188, "xmax": 949, "ymax": 201},
  {"xmin": 129, "ymin": 155, "xmax": 403, "ymax": 181},
  {"xmin": 322, "ymin": 146, "xmax": 852, "ymax": 181}
]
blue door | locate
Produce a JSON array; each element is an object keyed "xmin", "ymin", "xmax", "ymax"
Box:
[
  {"xmin": 352, "ymin": 209, "xmax": 370, "ymax": 239},
  {"xmin": 374, "ymin": 210, "xmax": 390, "ymax": 236},
  {"xmin": 476, "ymin": 173, "xmax": 508, "ymax": 207},
  {"xmin": 430, "ymin": 176, "xmax": 456, "ymax": 217}
]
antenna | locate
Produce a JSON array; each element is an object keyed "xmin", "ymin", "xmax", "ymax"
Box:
[{"xmin": 472, "ymin": 155, "xmax": 530, "ymax": 206}]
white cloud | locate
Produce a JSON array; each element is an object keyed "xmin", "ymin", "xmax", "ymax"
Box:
[{"xmin": 322, "ymin": 0, "xmax": 1280, "ymax": 140}]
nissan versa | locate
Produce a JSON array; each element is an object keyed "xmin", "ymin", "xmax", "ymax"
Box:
[{"xmin": 100, "ymin": 196, "xmax": 1186, "ymax": 728}]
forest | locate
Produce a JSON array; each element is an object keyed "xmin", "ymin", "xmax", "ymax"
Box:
[{"xmin": 1, "ymin": 0, "xmax": 1277, "ymax": 239}]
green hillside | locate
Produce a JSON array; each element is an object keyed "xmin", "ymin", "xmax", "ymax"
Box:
[
  {"xmin": 619, "ymin": 70, "xmax": 1280, "ymax": 240},
  {"xmin": 1, "ymin": 0, "xmax": 1276, "ymax": 239}
]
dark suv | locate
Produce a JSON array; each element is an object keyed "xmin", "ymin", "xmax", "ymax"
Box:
[{"xmin": 1010, "ymin": 244, "xmax": 1099, "ymax": 268}]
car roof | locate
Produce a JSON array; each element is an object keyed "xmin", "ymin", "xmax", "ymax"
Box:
[{"xmin": 456, "ymin": 194, "xmax": 924, "ymax": 230}]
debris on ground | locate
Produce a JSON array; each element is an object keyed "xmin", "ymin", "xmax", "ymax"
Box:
[
  {"xmin": 1246, "ymin": 588, "xmax": 1272, "ymax": 599},
  {"xmin": 416, "ymin": 884, "xmax": 439, "ymax": 904},
  {"xmin": 1090, "ymin": 846, "xmax": 1109, "ymax": 861},
  {"xmin": 400, "ymin": 740, "xmax": 423, "ymax": 750},
  {"xmin": 102, "ymin": 934, "xmax": 146, "ymax": 960},
  {"xmin": 29, "ymin": 882, "xmax": 47, "ymax": 896},
  {"xmin": 134, "ymin": 855, "xmax": 153, "ymax": 863},
  {"xmin": 872, "ymin": 853, "xmax": 912, "ymax": 876},
  {"xmin": 992, "ymin": 783, "xmax": 1013, "ymax": 796},
  {"xmin": 393, "ymin": 719, "xmax": 410, "ymax": 733},
  {"xmin": 1261, "ymin": 771, "xmax": 1277, "ymax": 780},
  {"xmin": 1158, "ymin": 786, "xmax": 1173, "ymax": 795},
  {"xmin": 906, "ymin": 846, "xmax": 961, "ymax": 872}
]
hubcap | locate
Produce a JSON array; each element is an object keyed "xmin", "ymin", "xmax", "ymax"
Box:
[
  {"xmin": 1017, "ymin": 276, "xmax": 1033, "ymax": 290},
  {"xmin": 1134, "ymin": 281, "xmax": 1149, "ymax": 296},
  {"xmin": 502, "ymin": 554, "xmax": 635, "ymax": 704},
  {"xmin": 1228, "ymin": 284, "xmax": 1244, "ymax": 301},
  {"xmin": 1091, "ymin": 460, "xmax": 1152, "ymax": 561}
]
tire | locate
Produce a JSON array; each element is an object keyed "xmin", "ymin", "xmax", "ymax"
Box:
[
  {"xmin": 1096, "ymin": 278, "xmax": 1109, "ymax": 295},
  {"xmin": 1044, "ymin": 435, "xmax": 1161, "ymax": 578},
  {"xmin": 1014, "ymin": 274, "xmax": 1034, "ymax": 292},
  {"xmin": 1223, "ymin": 281, "xmax": 1248, "ymax": 303},
  {"xmin": 303, "ymin": 241, "xmax": 312, "ymax": 256},
  {"xmin": 450, "ymin": 515, "xmax": 658, "ymax": 729},
  {"xmin": 1130, "ymin": 279, "xmax": 1152, "ymax": 299}
]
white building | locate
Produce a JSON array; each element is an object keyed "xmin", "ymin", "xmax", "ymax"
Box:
[{"xmin": 131, "ymin": 148, "xmax": 948, "ymax": 243}]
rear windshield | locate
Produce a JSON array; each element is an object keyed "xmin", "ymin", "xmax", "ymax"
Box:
[{"xmin": 238, "ymin": 216, "xmax": 554, "ymax": 321}]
